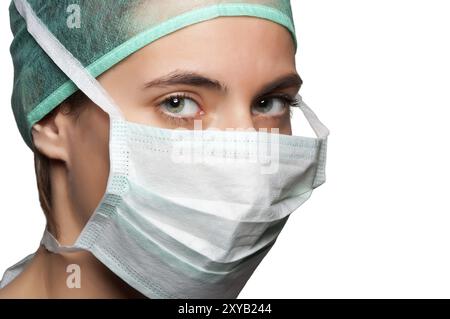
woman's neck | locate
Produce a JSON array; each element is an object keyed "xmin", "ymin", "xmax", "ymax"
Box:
[{"xmin": 0, "ymin": 245, "xmax": 146, "ymax": 298}]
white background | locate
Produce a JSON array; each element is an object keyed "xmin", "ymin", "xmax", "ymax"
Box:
[{"xmin": 1, "ymin": 1, "xmax": 450, "ymax": 298}]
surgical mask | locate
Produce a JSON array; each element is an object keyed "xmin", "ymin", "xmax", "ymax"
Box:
[{"xmin": 15, "ymin": 0, "xmax": 329, "ymax": 298}]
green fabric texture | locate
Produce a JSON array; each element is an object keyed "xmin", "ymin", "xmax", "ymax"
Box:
[{"xmin": 9, "ymin": 0, "xmax": 297, "ymax": 149}]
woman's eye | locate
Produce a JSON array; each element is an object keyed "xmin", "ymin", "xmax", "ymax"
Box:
[
  {"xmin": 252, "ymin": 97, "xmax": 289, "ymax": 116},
  {"xmin": 160, "ymin": 95, "xmax": 201, "ymax": 117}
]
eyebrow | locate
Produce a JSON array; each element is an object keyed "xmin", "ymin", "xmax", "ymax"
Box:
[{"xmin": 143, "ymin": 70, "xmax": 302, "ymax": 95}]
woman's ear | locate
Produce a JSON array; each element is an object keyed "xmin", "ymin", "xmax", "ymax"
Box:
[{"xmin": 32, "ymin": 104, "xmax": 71, "ymax": 163}]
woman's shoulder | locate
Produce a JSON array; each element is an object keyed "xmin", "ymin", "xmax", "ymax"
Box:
[{"xmin": 0, "ymin": 252, "xmax": 39, "ymax": 298}]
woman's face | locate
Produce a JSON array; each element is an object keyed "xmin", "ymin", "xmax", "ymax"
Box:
[
  {"xmin": 50, "ymin": 17, "xmax": 301, "ymax": 237},
  {"xmin": 99, "ymin": 16, "xmax": 300, "ymax": 132}
]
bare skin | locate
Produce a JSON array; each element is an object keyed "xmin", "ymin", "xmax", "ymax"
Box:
[{"xmin": 0, "ymin": 16, "xmax": 300, "ymax": 298}]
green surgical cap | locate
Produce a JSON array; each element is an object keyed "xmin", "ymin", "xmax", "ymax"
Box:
[{"xmin": 9, "ymin": 0, "xmax": 297, "ymax": 149}]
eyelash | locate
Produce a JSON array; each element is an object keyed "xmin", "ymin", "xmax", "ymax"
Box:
[
  {"xmin": 257, "ymin": 93, "xmax": 300, "ymax": 112},
  {"xmin": 156, "ymin": 93, "xmax": 300, "ymax": 125}
]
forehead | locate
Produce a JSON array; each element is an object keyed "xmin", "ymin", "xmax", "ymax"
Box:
[{"xmin": 117, "ymin": 17, "xmax": 296, "ymax": 77}]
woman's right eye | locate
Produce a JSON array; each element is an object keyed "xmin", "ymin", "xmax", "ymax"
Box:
[{"xmin": 159, "ymin": 95, "xmax": 201, "ymax": 118}]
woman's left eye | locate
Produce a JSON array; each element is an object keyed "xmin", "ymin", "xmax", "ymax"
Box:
[
  {"xmin": 252, "ymin": 97, "xmax": 292, "ymax": 116},
  {"xmin": 159, "ymin": 94, "xmax": 201, "ymax": 118}
]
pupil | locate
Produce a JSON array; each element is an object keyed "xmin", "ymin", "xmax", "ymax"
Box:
[
  {"xmin": 171, "ymin": 97, "xmax": 181, "ymax": 107},
  {"xmin": 259, "ymin": 99, "xmax": 271, "ymax": 112},
  {"xmin": 167, "ymin": 97, "xmax": 185, "ymax": 113}
]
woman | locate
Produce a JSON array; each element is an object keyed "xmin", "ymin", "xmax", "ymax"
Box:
[{"xmin": 0, "ymin": 0, "xmax": 329, "ymax": 298}]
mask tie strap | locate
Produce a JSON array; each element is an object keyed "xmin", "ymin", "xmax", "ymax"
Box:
[
  {"xmin": 13, "ymin": 0, "xmax": 123, "ymax": 119},
  {"xmin": 296, "ymin": 94, "xmax": 330, "ymax": 140},
  {"xmin": 295, "ymin": 94, "xmax": 330, "ymax": 188},
  {"xmin": 14, "ymin": 0, "xmax": 127, "ymax": 252},
  {"xmin": 40, "ymin": 229, "xmax": 84, "ymax": 254}
]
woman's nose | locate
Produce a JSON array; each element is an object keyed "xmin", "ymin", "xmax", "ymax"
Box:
[{"xmin": 209, "ymin": 101, "xmax": 255, "ymax": 131}]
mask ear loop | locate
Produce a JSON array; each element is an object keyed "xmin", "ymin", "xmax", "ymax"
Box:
[
  {"xmin": 13, "ymin": 0, "xmax": 124, "ymax": 120},
  {"xmin": 295, "ymin": 94, "xmax": 330, "ymax": 140}
]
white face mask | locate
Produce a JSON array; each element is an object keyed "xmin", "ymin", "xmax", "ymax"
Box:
[{"xmin": 15, "ymin": 0, "xmax": 330, "ymax": 298}]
